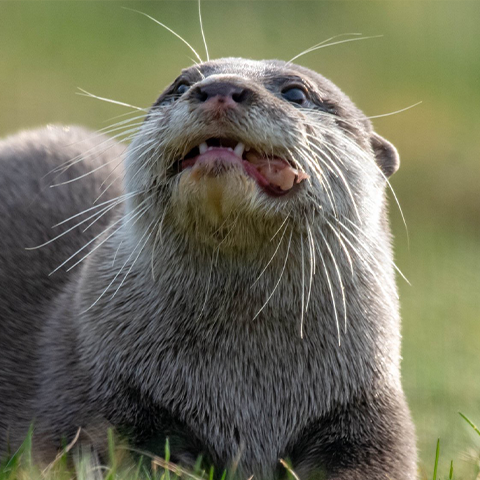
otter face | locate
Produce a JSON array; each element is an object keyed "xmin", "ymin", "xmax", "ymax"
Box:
[{"xmin": 125, "ymin": 58, "xmax": 398, "ymax": 249}]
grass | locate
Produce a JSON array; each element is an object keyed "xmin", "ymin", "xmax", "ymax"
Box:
[{"xmin": 1, "ymin": 414, "xmax": 480, "ymax": 480}]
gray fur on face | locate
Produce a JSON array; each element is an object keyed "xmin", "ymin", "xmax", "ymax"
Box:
[{"xmin": 0, "ymin": 59, "xmax": 416, "ymax": 479}]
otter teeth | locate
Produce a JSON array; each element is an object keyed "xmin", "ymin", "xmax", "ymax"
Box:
[
  {"xmin": 197, "ymin": 141, "xmax": 246, "ymax": 158},
  {"xmin": 233, "ymin": 142, "xmax": 245, "ymax": 157}
]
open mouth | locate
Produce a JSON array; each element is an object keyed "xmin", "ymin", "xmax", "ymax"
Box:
[{"xmin": 178, "ymin": 138, "xmax": 309, "ymax": 197}]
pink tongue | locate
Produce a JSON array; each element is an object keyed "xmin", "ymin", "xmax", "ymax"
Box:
[
  {"xmin": 253, "ymin": 158, "xmax": 309, "ymax": 191},
  {"xmin": 183, "ymin": 148, "xmax": 309, "ymax": 193}
]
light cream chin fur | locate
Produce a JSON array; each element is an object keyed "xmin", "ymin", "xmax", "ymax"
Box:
[{"xmin": 172, "ymin": 162, "xmax": 262, "ymax": 238}]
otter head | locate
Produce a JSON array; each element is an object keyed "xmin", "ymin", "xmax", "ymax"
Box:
[{"xmin": 125, "ymin": 58, "xmax": 399, "ymax": 251}]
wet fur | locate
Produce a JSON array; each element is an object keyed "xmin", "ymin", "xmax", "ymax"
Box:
[{"xmin": 0, "ymin": 60, "xmax": 416, "ymax": 479}]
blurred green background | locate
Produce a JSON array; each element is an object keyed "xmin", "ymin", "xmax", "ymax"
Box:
[{"xmin": 1, "ymin": 1, "xmax": 479, "ymax": 478}]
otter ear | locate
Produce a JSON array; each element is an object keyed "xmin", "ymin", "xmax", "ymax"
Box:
[{"xmin": 371, "ymin": 133, "xmax": 400, "ymax": 177}]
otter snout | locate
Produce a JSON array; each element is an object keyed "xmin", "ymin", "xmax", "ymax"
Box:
[{"xmin": 192, "ymin": 81, "xmax": 253, "ymax": 107}]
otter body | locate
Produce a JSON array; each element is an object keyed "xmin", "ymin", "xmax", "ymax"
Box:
[{"xmin": 0, "ymin": 59, "xmax": 416, "ymax": 479}]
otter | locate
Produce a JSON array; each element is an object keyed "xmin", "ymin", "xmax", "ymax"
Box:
[{"xmin": 0, "ymin": 58, "xmax": 416, "ymax": 479}]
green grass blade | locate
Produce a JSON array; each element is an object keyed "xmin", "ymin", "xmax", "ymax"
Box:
[
  {"xmin": 432, "ymin": 439, "xmax": 440, "ymax": 480},
  {"xmin": 105, "ymin": 428, "xmax": 117, "ymax": 480},
  {"xmin": 132, "ymin": 455, "xmax": 144, "ymax": 480},
  {"xmin": 449, "ymin": 460, "xmax": 454, "ymax": 479},
  {"xmin": 459, "ymin": 412, "xmax": 480, "ymax": 436},
  {"xmin": 164, "ymin": 438, "xmax": 171, "ymax": 480}
]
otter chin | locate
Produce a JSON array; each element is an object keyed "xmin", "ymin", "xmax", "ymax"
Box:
[{"xmin": 0, "ymin": 57, "xmax": 416, "ymax": 479}]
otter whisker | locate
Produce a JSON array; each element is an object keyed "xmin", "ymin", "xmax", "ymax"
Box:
[
  {"xmin": 366, "ymin": 101, "xmax": 422, "ymax": 120},
  {"xmin": 25, "ymin": 193, "xmax": 136, "ymax": 251},
  {"xmin": 252, "ymin": 227, "xmax": 293, "ymax": 321},
  {"xmin": 102, "ymin": 108, "xmax": 147, "ymax": 125},
  {"xmin": 77, "ymin": 87, "xmax": 147, "ymax": 112},
  {"xmin": 333, "ymin": 138, "xmax": 409, "ymax": 243},
  {"xmin": 252, "ymin": 221, "xmax": 289, "ymax": 288},
  {"xmin": 286, "ymin": 33, "xmax": 362, "ymax": 65},
  {"xmin": 52, "ymin": 191, "xmax": 139, "ymax": 228},
  {"xmin": 293, "ymin": 145, "xmax": 339, "ymax": 218},
  {"xmin": 198, "ymin": 247, "xmax": 219, "ymax": 321},
  {"xmin": 48, "ymin": 117, "xmax": 144, "ymax": 178},
  {"xmin": 198, "ymin": 0, "xmax": 209, "ymax": 61},
  {"xmin": 319, "ymin": 229, "xmax": 347, "ymax": 333},
  {"xmin": 342, "ymin": 216, "xmax": 410, "ymax": 285},
  {"xmin": 84, "ymin": 120, "xmax": 145, "ymax": 146},
  {"xmin": 328, "ymin": 218, "xmax": 398, "ymax": 307},
  {"xmin": 324, "ymin": 221, "xmax": 354, "ymax": 278},
  {"xmin": 287, "ymin": 34, "xmax": 382, "ymax": 65},
  {"xmin": 122, "ymin": 8, "xmax": 203, "ymax": 64},
  {"xmin": 315, "ymin": 228, "xmax": 341, "ymax": 346},
  {"xmin": 112, "ymin": 240, "xmax": 123, "ymax": 267},
  {"xmin": 50, "ymin": 134, "xmax": 126, "ymax": 177},
  {"xmin": 150, "ymin": 208, "xmax": 169, "ymax": 281},
  {"xmin": 305, "ymin": 221, "xmax": 316, "ymax": 313},
  {"xmin": 50, "ymin": 155, "xmax": 122, "ymax": 187},
  {"xmin": 300, "ymin": 233, "xmax": 306, "ymax": 338},
  {"xmin": 81, "ymin": 201, "xmax": 122, "ymax": 233},
  {"xmin": 308, "ymin": 141, "xmax": 362, "ymax": 224},
  {"xmin": 111, "ymin": 217, "xmax": 159, "ymax": 300},
  {"xmin": 82, "ymin": 207, "xmax": 155, "ymax": 312},
  {"xmin": 80, "ymin": 206, "xmax": 154, "ymax": 312},
  {"xmin": 269, "ymin": 211, "xmax": 291, "ymax": 242},
  {"xmin": 214, "ymin": 211, "xmax": 241, "ymax": 248},
  {"xmin": 51, "ymin": 196, "xmax": 152, "ymax": 275}
]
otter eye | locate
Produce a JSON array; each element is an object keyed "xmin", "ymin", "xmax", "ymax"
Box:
[
  {"xmin": 176, "ymin": 84, "xmax": 190, "ymax": 96},
  {"xmin": 282, "ymin": 87, "xmax": 307, "ymax": 105}
]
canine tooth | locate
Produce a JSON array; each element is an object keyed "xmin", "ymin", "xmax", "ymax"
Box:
[
  {"xmin": 234, "ymin": 142, "xmax": 245, "ymax": 157},
  {"xmin": 199, "ymin": 142, "xmax": 208, "ymax": 154}
]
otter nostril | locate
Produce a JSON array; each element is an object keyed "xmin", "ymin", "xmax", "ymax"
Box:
[
  {"xmin": 195, "ymin": 82, "xmax": 251, "ymax": 104},
  {"xmin": 232, "ymin": 89, "xmax": 248, "ymax": 103},
  {"xmin": 197, "ymin": 90, "xmax": 208, "ymax": 102}
]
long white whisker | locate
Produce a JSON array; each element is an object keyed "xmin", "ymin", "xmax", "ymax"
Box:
[
  {"xmin": 52, "ymin": 192, "xmax": 138, "ymax": 227},
  {"xmin": 198, "ymin": 0, "xmax": 209, "ymax": 61},
  {"xmin": 342, "ymin": 216, "xmax": 410, "ymax": 285},
  {"xmin": 305, "ymin": 221, "xmax": 316, "ymax": 312},
  {"xmin": 253, "ymin": 228, "xmax": 293, "ymax": 321},
  {"xmin": 367, "ymin": 101, "xmax": 422, "ymax": 119},
  {"xmin": 325, "ymin": 221, "xmax": 354, "ymax": 277},
  {"xmin": 151, "ymin": 208, "xmax": 169, "ymax": 281},
  {"xmin": 328, "ymin": 218, "xmax": 398, "ymax": 305},
  {"xmin": 319, "ymin": 229, "xmax": 347, "ymax": 333},
  {"xmin": 286, "ymin": 33, "xmax": 362, "ymax": 65},
  {"xmin": 50, "ymin": 196, "xmax": 151, "ymax": 275},
  {"xmin": 122, "ymin": 7, "xmax": 203, "ymax": 63},
  {"xmin": 252, "ymin": 221, "xmax": 289, "ymax": 287},
  {"xmin": 25, "ymin": 194, "xmax": 135, "ymax": 251},
  {"xmin": 315, "ymin": 229, "xmax": 341, "ymax": 346},
  {"xmin": 300, "ymin": 233, "xmax": 305, "ymax": 339},
  {"xmin": 77, "ymin": 88, "xmax": 146, "ymax": 112},
  {"xmin": 287, "ymin": 35, "xmax": 383, "ymax": 65},
  {"xmin": 50, "ymin": 156, "xmax": 122, "ymax": 187},
  {"xmin": 81, "ymin": 207, "xmax": 153, "ymax": 313},
  {"xmin": 110, "ymin": 218, "xmax": 158, "ymax": 299}
]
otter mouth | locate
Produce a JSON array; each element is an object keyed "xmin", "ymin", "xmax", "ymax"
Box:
[{"xmin": 178, "ymin": 138, "xmax": 309, "ymax": 197}]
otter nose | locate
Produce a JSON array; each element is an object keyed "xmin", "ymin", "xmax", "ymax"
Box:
[{"xmin": 194, "ymin": 82, "xmax": 251, "ymax": 104}]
